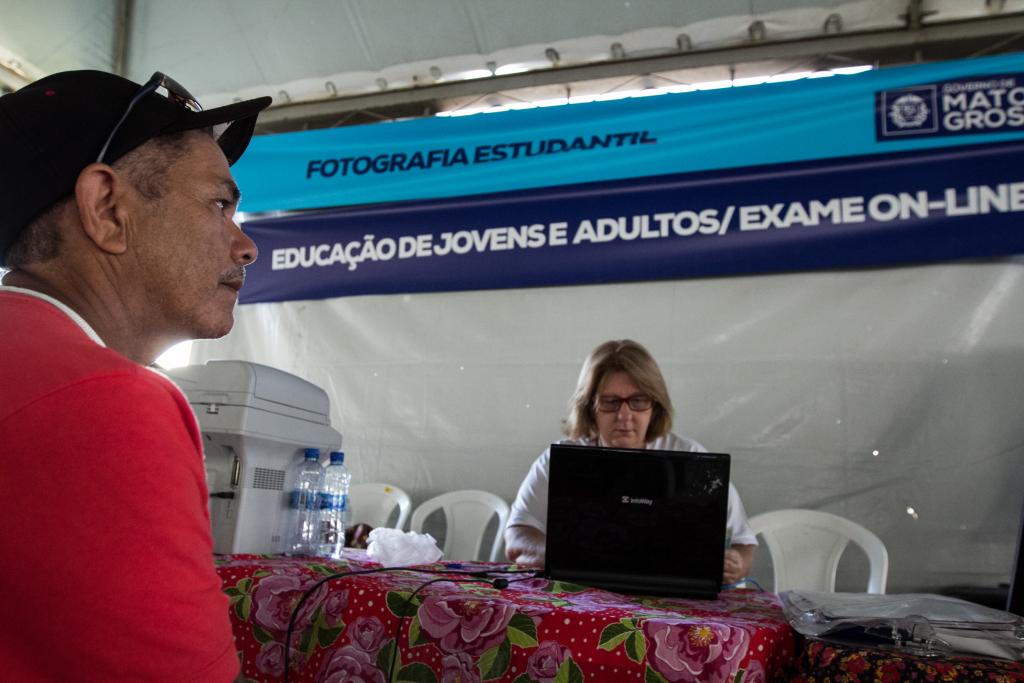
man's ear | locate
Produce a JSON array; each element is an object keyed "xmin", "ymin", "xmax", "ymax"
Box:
[{"xmin": 74, "ymin": 163, "xmax": 132, "ymax": 255}]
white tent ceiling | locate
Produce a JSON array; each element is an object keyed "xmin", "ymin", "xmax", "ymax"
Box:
[{"xmin": 3, "ymin": 1, "xmax": 1024, "ymax": 131}]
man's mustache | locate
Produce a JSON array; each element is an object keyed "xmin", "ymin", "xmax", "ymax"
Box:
[{"xmin": 219, "ymin": 267, "xmax": 246, "ymax": 288}]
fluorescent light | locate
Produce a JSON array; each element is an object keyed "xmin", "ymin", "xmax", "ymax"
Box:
[
  {"xmin": 594, "ymin": 90, "xmax": 639, "ymax": 101},
  {"xmin": 440, "ymin": 106, "xmax": 495, "ymax": 117},
  {"xmin": 495, "ymin": 64, "xmax": 531, "ymax": 76},
  {"xmin": 732, "ymin": 76, "xmax": 769, "ymax": 87},
  {"xmin": 661, "ymin": 84, "xmax": 696, "ymax": 94},
  {"xmin": 534, "ymin": 97, "xmax": 569, "ymax": 107},
  {"xmin": 433, "ymin": 64, "xmax": 873, "ymax": 117},
  {"xmin": 831, "ymin": 65, "xmax": 873, "ymax": 75},
  {"xmin": 459, "ymin": 69, "xmax": 493, "ymax": 80},
  {"xmin": 631, "ymin": 88, "xmax": 667, "ymax": 98},
  {"xmin": 767, "ymin": 71, "xmax": 814, "ymax": 83}
]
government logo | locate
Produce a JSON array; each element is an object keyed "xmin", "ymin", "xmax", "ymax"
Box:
[
  {"xmin": 876, "ymin": 85, "xmax": 939, "ymax": 138},
  {"xmin": 889, "ymin": 94, "xmax": 930, "ymax": 129}
]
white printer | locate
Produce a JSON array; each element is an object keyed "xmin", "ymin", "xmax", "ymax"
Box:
[{"xmin": 165, "ymin": 360, "xmax": 342, "ymax": 554}]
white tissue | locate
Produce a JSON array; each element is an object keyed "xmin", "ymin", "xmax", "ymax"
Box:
[{"xmin": 366, "ymin": 528, "xmax": 444, "ymax": 566}]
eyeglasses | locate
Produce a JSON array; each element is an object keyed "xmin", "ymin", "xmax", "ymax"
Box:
[
  {"xmin": 595, "ymin": 395, "xmax": 654, "ymax": 412},
  {"xmin": 95, "ymin": 71, "xmax": 202, "ymax": 164}
]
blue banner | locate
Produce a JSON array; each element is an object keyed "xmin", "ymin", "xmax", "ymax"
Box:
[
  {"xmin": 876, "ymin": 71, "xmax": 1024, "ymax": 140},
  {"xmin": 239, "ymin": 141, "xmax": 1024, "ymax": 304},
  {"xmin": 233, "ymin": 53, "xmax": 1024, "ymax": 214}
]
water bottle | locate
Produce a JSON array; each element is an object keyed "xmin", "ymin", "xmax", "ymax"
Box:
[
  {"xmin": 317, "ymin": 451, "xmax": 351, "ymax": 559},
  {"xmin": 285, "ymin": 448, "xmax": 323, "ymax": 554}
]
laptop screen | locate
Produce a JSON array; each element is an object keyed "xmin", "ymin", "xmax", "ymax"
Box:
[{"xmin": 545, "ymin": 444, "xmax": 730, "ymax": 599}]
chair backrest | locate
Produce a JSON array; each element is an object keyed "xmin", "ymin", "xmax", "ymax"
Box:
[
  {"xmin": 749, "ymin": 508, "xmax": 889, "ymax": 594},
  {"xmin": 410, "ymin": 490, "xmax": 510, "ymax": 562},
  {"xmin": 348, "ymin": 482, "xmax": 412, "ymax": 530}
]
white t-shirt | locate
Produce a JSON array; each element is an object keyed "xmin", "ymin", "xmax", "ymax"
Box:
[{"xmin": 507, "ymin": 432, "xmax": 758, "ymax": 546}]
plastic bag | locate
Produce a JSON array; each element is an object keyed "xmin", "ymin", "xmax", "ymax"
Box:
[
  {"xmin": 781, "ymin": 590, "xmax": 1024, "ymax": 661},
  {"xmin": 365, "ymin": 528, "xmax": 444, "ymax": 566}
]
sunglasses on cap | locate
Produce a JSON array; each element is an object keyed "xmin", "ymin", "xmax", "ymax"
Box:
[{"xmin": 94, "ymin": 71, "xmax": 201, "ymax": 164}]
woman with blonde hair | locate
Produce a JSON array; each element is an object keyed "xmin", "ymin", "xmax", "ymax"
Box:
[{"xmin": 504, "ymin": 339, "xmax": 756, "ymax": 584}]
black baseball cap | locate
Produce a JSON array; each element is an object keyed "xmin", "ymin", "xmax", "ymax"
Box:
[{"xmin": 0, "ymin": 70, "xmax": 272, "ymax": 266}]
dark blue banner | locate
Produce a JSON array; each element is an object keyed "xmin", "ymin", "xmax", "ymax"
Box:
[
  {"xmin": 876, "ymin": 72, "xmax": 1024, "ymax": 140},
  {"xmin": 239, "ymin": 141, "xmax": 1024, "ymax": 303}
]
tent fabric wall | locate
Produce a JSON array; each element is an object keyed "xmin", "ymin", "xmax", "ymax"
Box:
[
  {"xmin": 192, "ymin": 56, "xmax": 1024, "ymax": 594},
  {"xmin": 190, "ymin": 258, "xmax": 1024, "ymax": 593}
]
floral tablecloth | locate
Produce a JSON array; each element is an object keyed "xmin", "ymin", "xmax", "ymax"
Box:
[
  {"xmin": 217, "ymin": 551, "xmax": 795, "ymax": 683},
  {"xmin": 790, "ymin": 637, "xmax": 1024, "ymax": 682}
]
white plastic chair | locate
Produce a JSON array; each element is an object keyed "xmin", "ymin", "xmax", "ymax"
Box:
[
  {"xmin": 348, "ymin": 483, "xmax": 412, "ymax": 530},
  {"xmin": 410, "ymin": 490, "xmax": 510, "ymax": 562},
  {"xmin": 749, "ymin": 509, "xmax": 889, "ymax": 594}
]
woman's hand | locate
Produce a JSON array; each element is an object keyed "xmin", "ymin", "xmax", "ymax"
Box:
[
  {"xmin": 505, "ymin": 524, "xmax": 547, "ymax": 567},
  {"xmin": 723, "ymin": 544, "xmax": 755, "ymax": 585},
  {"xmin": 511, "ymin": 552, "xmax": 545, "ymax": 567}
]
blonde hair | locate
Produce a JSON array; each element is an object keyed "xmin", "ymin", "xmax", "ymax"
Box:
[{"xmin": 564, "ymin": 339, "xmax": 674, "ymax": 442}]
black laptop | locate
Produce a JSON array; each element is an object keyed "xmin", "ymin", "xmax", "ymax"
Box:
[{"xmin": 544, "ymin": 443, "xmax": 730, "ymax": 599}]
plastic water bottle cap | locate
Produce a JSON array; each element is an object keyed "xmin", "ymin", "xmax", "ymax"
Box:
[
  {"xmin": 329, "ymin": 451, "xmax": 345, "ymax": 463},
  {"xmin": 303, "ymin": 448, "xmax": 320, "ymax": 460}
]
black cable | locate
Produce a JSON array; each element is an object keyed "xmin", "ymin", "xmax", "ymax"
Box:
[
  {"xmin": 280, "ymin": 564, "xmax": 537, "ymax": 683},
  {"xmin": 286, "ymin": 565, "xmax": 405, "ymax": 679},
  {"xmin": 742, "ymin": 577, "xmax": 766, "ymax": 591},
  {"xmin": 721, "ymin": 576, "xmax": 765, "ymax": 591}
]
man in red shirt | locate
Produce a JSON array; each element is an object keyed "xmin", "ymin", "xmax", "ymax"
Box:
[{"xmin": 0, "ymin": 71, "xmax": 271, "ymax": 681}]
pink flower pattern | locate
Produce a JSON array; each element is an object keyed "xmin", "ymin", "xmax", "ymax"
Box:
[
  {"xmin": 315, "ymin": 645, "xmax": 386, "ymax": 683},
  {"xmin": 440, "ymin": 652, "xmax": 480, "ymax": 683},
  {"xmin": 527, "ymin": 640, "xmax": 570, "ymax": 682},
  {"xmin": 642, "ymin": 619, "xmax": 750, "ymax": 683},
  {"xmin": 348, "ymin": 615, "xmax": 386, "ymax": 653},
  {"xmin": 255, "ymin": 640, "xmax": 285, "ymax": 676},
  {"xmin": 417, "ymin": 595, "xmax": 516, "ymax": 655},
  {"xmin": 323, "ymin": 589, "xmax": 350, "ymax": 628},
  {"xmin": 251, "ymin": 571, "xmax": 329, "ymax": 635},
  {"xmin": 741, "ymin": 659, "xmax": 766, "ymax": 683},
  {"xmin": 218, "ymin": 553, "xmax": 796, "ymax": 682}
]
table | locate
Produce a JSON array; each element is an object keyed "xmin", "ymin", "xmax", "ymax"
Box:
[
  {"xmin": 790, "ymin": 636, "xmax": 1024, "ymax": 682},
  {"xmin": 217, "ymin": 551, "xmax": 795, "ymax": 683}
]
